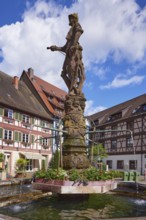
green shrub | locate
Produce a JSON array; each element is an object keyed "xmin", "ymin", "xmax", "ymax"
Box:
[
  {"xmin": 15, "ymin": 158, "xmax": 28, "ymax": 172},
  {"xmin": 68, "ymin": 169, "xmax": 80, "ymax": 181},
  {"xmin": 0, "ymin": 153, "xmax": 4, "ymax": 162}
]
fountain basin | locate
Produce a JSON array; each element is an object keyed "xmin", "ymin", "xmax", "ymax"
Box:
[{"xmin": 32, "ymin": 180, "xmax": 117, "ymax": 194}]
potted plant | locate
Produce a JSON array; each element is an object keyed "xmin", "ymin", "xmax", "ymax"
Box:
[
  {"xmin": 15, "ymin": 158, "xmax": 28, "ymax": 178},
  {"xmin": 0, "ymin": 152, "xmax": 4, "ymax": 172}
]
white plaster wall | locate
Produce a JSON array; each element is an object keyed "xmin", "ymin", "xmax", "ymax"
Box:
[{"xmin": 103, "ymin": 154, "xmax": 142, "ymax": 173}]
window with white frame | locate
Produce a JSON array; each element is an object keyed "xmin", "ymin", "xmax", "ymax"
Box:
[
  {"xmin": 4, "ymin": 130, "xmax": 13, "ymax": 140},
  {"xmin": 42, "ymin": 121, "xmax": 49, "ymax": 128},
  {"xmin": 42, "ymin": 138, "xmax": 49, "ymax": 146},
  {"xmin": 22, "ymin": 114, "xmax": 30, "ymax": 124},
  {"xmin": 26, "ymin": 159, "xmax": 32, "ymax": 171},
  {"xmin": 22, "ymin": 133, "xmax": 29, "ymax": 143}
]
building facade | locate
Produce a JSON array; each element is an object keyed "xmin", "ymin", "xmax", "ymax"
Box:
[
  {"xmin": 0, "ymin": 70, "xmax": 56, "ymax": 177},
  {"xmin": 21, "ymin": 68, "xmax": 67, "ymax": 152},
  {"xmin": 87, "ymin": 94, "xmax": 146, "ymax": 174}
]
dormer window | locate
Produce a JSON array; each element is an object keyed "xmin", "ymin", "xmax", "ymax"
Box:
[
  {"xmin": 22, "ymin": 114, "xmax": 30, "ymax": 124},
  {"xmin": 132, "ymin": 103, "xmax": 146, "ymax": 114},
  {"xmin": 142, "ymin": 104, "xmax": 146, "ymax": 111},
  {"xmin": 4, "ymin": 109, "xmax": 13, "ymax": 119},
  {"xmin": 94, "ymin": 120, "xmax": 99, "ymax": 126},
  {"xmin": 107, "ymin": 112, "xmax": 122, "ymax": 122}
]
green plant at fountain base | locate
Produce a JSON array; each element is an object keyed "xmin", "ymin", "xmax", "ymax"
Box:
[
  {"xmin": 35, "ymin": 168, "xmax": 68, "ymax": 180},
  {"xmin": 34, "ymin": 167, "xmax": 124, "ymax": 181}
]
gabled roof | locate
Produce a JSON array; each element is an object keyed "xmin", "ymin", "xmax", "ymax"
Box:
[
  {"xmin": 87, "ymin": 94, "xmax": 146, "ymax": 124},
  {"xmin": 21, "ymin": 68, "xmax": 67, "ymax": 118},
  {"xmin": 0, "ymin": 70, "xmax": 52, "ymax": 120}
]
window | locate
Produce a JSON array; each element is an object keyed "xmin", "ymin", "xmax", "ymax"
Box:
[
  {"xmin": 106, "ymin": 160, "xmax": 112, "ymax": 169},
  {"xmin": 4, "ymin": 130, "xmax": 12, "ymax": 140},
  {"xmin": 26, "ymin": 159, "xmax": 32, "ymax": 171},
  {"xmin": 107, "ymin": 112, "xmax": 122, "ymax": 122},
  {"xmin": 22, "ymin": 114, "xmax": 30, "ymax": 124},
  {"xmin": 129, "ymin": 160, "xmax": 137, "ymax": 169},
  {"xmin": 22, "ymin": 133, "xmax": 29, "ymax": 143},
  {"xmin": 126, "ymin": 137, "xmax": 133, "ymax": 147},
  {"xmin": 42, "ymin": 138, "xmax": 48, "ymax": 146},
  {"xmin": 42, "ymin": 121, "xmax": 49, "ymax": 128},
  {"xmin": 94, "ymin": 120, "xmax": 99, "ymax": 126},
  {"xmin": 142, "ymin": 104, "xmax": 146, "ymax": 111},
  {"xmin": 111, "ymin": 140, "xmax": 117, "ymax": 149},
  {"xmin": 4, "ymin": 109, "xmax": 13, "ymax": 119},
  {"xmin": 117, "ymin": 160, "xmax": 124, "ymax": 169},
  {"xmin": 99, "ymin": 128, "xmax": 104, "ymax": 138},
  {"xmin": 127, "ymin": 121, "xmax": 134, "ymax": 131}
]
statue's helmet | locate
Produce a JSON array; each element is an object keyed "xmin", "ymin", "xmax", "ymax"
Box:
[{"xmin": 68, "ymin": 13, "xmax": 78, "ymax": 22}]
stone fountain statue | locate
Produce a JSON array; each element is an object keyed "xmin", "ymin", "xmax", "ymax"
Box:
[{"xmin": 47, "ymin": 13, "xmax": 89, "ymax": 169}]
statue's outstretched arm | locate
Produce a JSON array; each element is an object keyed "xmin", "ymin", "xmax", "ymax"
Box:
[{"xmin": 47, "ymin": 44, "xmax": 67, "ymax": 52}]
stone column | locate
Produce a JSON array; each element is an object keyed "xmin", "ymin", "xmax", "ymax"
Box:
[{"xmin": 62, "ymin": 94, "xmax": 90, "ymax": 169}]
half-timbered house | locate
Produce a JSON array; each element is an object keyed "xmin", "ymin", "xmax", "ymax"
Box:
[{"xmin": 87, "ymin": 94, "xmax": 146, "ymax": 174}]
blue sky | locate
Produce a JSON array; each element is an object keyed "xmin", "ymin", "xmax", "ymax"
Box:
[{"xmin": 0, "ymin": 0, "xmax": 146, "ymax": 116}]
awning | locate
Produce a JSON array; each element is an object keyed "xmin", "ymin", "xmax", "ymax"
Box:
[{"xmin": 20, "ymin": 152, "xmax": 46, "ymax": 160}]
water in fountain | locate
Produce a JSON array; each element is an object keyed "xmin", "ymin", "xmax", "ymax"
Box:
[{"xmin": 0, "ymin": 194, "xmax": 146, "ymax": 219}]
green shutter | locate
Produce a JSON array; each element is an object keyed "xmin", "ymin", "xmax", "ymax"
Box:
[
  {"xmin": 14, "ymin": 112, "xmax": 19, "ymax": 120},
  {"xmin": 0, "ymin": 108, "xmax": 4, "ymax": 116},
  {"xmin": 39, "ymin": 136, "xmax": 43, "ymax": 144},
  {"xmin": 19, "ymin": 114, "xmax": 23, "ymax": 121},
  {"xmin": 30, "ymin": 135, "xmax": 35, "ymax": 144},
  {"xmin": 14, "ymin": 131, "xmax": 19, "ymax": 142},
  {"xmin": 14, "ymin": 113, "xmax": 22, "ymax": 121},
  {"xmin": 14, "ymin": 131, "xmax": 21, "ymax": 142},
  {"xmin": 0, "ymin": 128, "xmax": 3, "ymax": 139},
  {"xmin": 19, "ymin": 133, "xmax": 22, "ymax": 141},
  {"xmin": 40, "ymin": 120, "xmax": 43, "ymax": 127},
  {"xmin": 30, "ymin": 117, "xmax": 35, "ymax": 125}
]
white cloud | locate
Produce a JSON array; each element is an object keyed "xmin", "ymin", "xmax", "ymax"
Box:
[
  {"xmin": 85, "ymin": 100, "xmax": 106, "ymax": 116},
  {"xmin": 0, "ymin": 0, "xmax": 146, "ymax": 89},
  {"xmin": 100, "ymin": 74, "xmax": 145, "ymax": 89}
]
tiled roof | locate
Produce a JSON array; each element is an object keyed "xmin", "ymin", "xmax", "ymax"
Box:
[
  {"xmin": 23, "ymin": 69, "xmax": 67, "ymax": 117},
  {"xmin": 87, "ymin": 94, "xmax": 146, "ymax": 124},
  {"xmin": 35, "ymin": 75, "xmax": 66, "ymax": 101},
  {"xmin": 0, "ymin": 70, "xmax": 52, "ymax": 120}
]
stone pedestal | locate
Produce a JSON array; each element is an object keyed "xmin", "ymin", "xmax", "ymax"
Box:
[{"xmin": 62, "ymin": 94, "xmax": 90, "ymax": 169}]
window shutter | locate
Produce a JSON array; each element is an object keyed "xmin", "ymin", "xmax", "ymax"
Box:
[
  {"xmin": 14, "ymin": 112, "xmax": 19, "ymax": 120},
  {"xmin": 19, "ymin": 114, "xmax": 23, "ymax": 121},
  {"xmin": 19, "ymin": 132, "xmax": 22, "ymax": 142},
  {"xmin": 30, "ymin": 135, "xmax": 35, "ymax": 144},
  {"xmin": 14, "ymin": 131, "xmax": 19, "ymax": 142},
  {"xmin": 14, "ymin": 131, "xmax": 21, "ymax": 142},
  {"xmin": 0, "ymin": 128, "xmax": 3, "ymax": 139},
  {"xmin": 14, "ymin": 112, "xmax": 22, "ymax": 121},
  {"xmin": 40, "ymin": 120, "xmax": 44, "ymax": 127},
  {"xmin": 39, "ymin": 136, "xmax": 43, "ymax": 145},
  {"xmin": 0, "ymin": 108, "xmax": 4, "ymax": 116},
  {"xmin": 30, "ymin": 117, "xmax": 35, "ymax": 125}
]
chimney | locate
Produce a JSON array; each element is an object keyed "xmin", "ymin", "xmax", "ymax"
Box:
[
  {"xmin": 13, "ymin": 76, "xmax": 19, "ymax": 90},
  {"xmin": 28, "ymin": 67, "xmax": 34, "ymax": 81}
]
